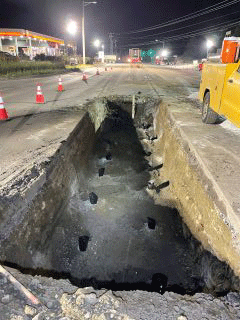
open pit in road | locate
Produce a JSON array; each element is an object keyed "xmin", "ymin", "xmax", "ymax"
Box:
[{"xmin": 0, "ymin": 96, "xmax": 239, "ymax": 297}]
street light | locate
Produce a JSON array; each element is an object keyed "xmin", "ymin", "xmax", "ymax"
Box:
[
  {"xmin": 94, "ymin": 39, "xmax": 100, "ymax": 47},
  {"xmin": 67, "ymin": 20, "xmax": 77, "ymax": 35},
  {"xmin": 82, "ymin": 0, "xmax": 97, "ymax": 65},
  {"xmin": 162, "ymin": 49, "xmax": 168, "ymax": 57},
  {"xmin": 206, "ymin": 39, "xmax": 214, "ymax": 58}
]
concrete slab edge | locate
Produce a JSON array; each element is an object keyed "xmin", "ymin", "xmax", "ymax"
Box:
[{"xmin": 153, "ymin": 102, "xmax": 240, "ymax": 276}]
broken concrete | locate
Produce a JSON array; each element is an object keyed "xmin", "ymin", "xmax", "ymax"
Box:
[{"xmin": 1, "ymin": 266, "xmax": 240, "ymax": 320}]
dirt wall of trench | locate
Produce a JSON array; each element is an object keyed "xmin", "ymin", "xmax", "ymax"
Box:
[
  {"xmin": 0, "ymin": 99, "xmax": 108, "ymax": 269},
  {"xmin": 152, "ymin": 102, "xmax": 240, "ymax": 277}
]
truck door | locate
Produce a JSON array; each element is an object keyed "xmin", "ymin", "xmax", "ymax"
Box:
[{"xmin": 220, "ymin": 67, "xmax": 240, "ymax": 127}]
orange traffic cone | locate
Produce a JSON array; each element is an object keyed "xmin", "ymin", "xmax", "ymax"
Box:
[
  {"xmin": 58, "ymin": 77, "xmax": 64, "ymax": 92},
  {"xmin": 82, "ymin": 72, "xmax": 88, "ymax": 80},
  {"xmin": 96, "ymin": 68, "xmax": 100, "ymax": 75},
  {"xmin": 0, "ymin": 95, "xmax": 8, "ymax": 120},
  {"xmin": 36, "ymin": 84, "xmax": 44, "ymax": 104}
]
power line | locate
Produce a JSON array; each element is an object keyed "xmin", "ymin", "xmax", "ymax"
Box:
[
  {"xmin": 163, "ymin": 20, "xmax": 240, "ymax": 41},
  {"xmin": 119, "ymin": 19, "xmax": 240, "ymax": 46},
  {"xmin": 119, "ymin": 20, "xmax": 240, "ymax": 48},
  {"xmin": 118, "ymin": 10, "xmax": 240, "ymax": 41},
  {"xmin": 119, "ymin": 0, "xmax": 240, "ymax": 35}
]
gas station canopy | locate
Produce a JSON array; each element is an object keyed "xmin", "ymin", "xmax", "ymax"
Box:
[{"xmin": 0, "ymin": 28, "xmax": 64, "ymax": 57}]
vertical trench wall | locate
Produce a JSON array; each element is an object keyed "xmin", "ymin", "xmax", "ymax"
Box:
[
  {"xmin": 153, "ymin": 102, "xmax": 240, "ymax": 277},
  {"xmin": 0, "ymin": 99, "xmax": 108, "ymax": 268}
]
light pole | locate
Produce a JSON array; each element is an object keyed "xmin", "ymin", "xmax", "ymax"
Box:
[
  {"xmin": 102, "ymin": 44, "xmax": 104, "ymax": 63},
  {"xmin": 155, "ymin": 39, "xmax": 165, "ymax": 48},
  {"xmin": 82, "ymin": 0, "xmax": 97, "ymax": 65}
]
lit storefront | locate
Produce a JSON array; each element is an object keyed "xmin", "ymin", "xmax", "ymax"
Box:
[{"xmin": 0, "ymin": 29, "xmax": 64, "ymax": 58}]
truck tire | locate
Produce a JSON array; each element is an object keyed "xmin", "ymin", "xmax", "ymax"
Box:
[{"xmin": 202, "ymin": 92, "xmax": 219, "ymax": 124}]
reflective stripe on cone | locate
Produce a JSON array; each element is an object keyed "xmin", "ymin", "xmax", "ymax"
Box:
[{"xmin": 36, "ymin": 85, "xmax": 45, "ymax": 104}]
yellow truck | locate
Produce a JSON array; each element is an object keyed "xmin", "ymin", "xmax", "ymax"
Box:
[{"xmin": 198, "ymin": 37, "xmax": 240, "ymax": 127}]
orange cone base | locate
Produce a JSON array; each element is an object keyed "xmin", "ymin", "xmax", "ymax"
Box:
[
  {"xmin": 58, "ymin": 85, "xmax": 64, "ymax": 92},
  {"xmin": 0, "ymin": 108, "xmax": 8, "ymax": 120},
  {"xmin": 36, "ymin": 95, "xmax": 45, "ymax": 104}
]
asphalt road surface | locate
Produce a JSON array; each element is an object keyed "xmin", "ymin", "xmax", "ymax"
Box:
[{"xmin": 0, "ymin": 64, "xmax": 200, "ymax": 118}]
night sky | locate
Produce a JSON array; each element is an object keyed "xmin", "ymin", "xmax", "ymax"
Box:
[{"xmin": 1, "ymin": 0, "xmax": 240, "ymax": 58}]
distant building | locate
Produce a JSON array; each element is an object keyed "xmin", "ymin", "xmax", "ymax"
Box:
[
  {"xmin": 95, "ymin": 53, "xmax": 116, "ymax": 63},
  {"xmin": 104, "ymin": 55, "xmax": 117, "ymax": 63},
  {"xmin": 0, "ymin": 28, "xmax": 64, "ymax": 58}
]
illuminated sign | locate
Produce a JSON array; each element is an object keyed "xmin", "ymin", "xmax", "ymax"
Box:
[{"xmin": 0, "ymin": 29, "xmax": 64, "ymax": 45}]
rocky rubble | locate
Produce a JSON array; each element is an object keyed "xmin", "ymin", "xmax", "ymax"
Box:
[{"xmin": 1, "ymin": 267, "xmax": 240, "ymax": 320}]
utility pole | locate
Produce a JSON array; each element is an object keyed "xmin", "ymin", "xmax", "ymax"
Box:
[
  {"xmin": 114, "ymin": 39, "xmax": 117, "ymax": 55},
  {"xmin": 82, "ymin": 0, "xmax": 86, "ymax": 64},
  {"xmin": 109, "ymin": 33, "xmax": 114, "ymax": 55}
]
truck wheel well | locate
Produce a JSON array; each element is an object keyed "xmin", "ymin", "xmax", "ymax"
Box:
[{"xmin": 204, "ymin": 89, "xmax": 210, "ymax": 97}]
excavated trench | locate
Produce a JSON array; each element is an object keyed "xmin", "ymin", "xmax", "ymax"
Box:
[{"xmin": 0, "ymin": 97, "xmax": 239, "ymax": 296}]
